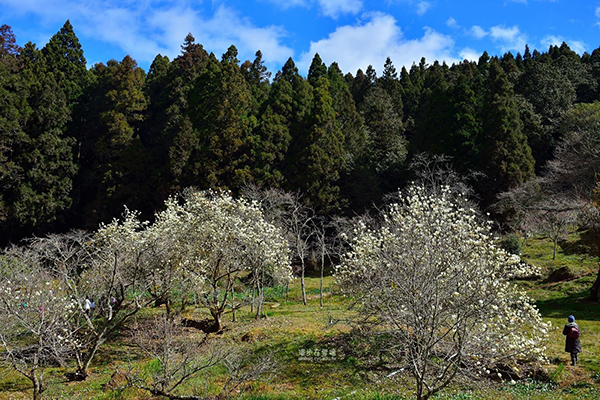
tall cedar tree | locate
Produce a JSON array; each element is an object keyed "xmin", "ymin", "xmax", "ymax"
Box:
[
  {"xmin": 280, "ymin": 58, "xmax": 314, "ymax": 192},
  {"xmin": 327, "ymin": 62, "xmax": 365, "ymax": 160},
  {"xmin": 413, "ymin": 61, "xmax": 451, "ymax": 156},
  {"xmin": 41, "ymin": 20, "xmax": 88, "ymax": 104},
  {"xmin": 0, "ymin": 26, "xmax": 26, "ymax": 239},
  {"xmin": 77, "ymin": 56, "xmax": 148, "ymax": 228},
  {"xmin": 250, "ymin": 58, "xmax": 299, "ymax": 187},
  {"xmin": 327, "ymin": 62, "xmax": 367, "ymax": 210},
  {"xmin": 0, "ymin": 37, "xmax": 77, "ymax": 242},
  {"xmin": 249, "ymin": 66, "xmax": 291, "ymax": 187},
  {"xmin": 187, "ymin": 46, "xmax": 255, "ymax": 190},
  {"xmin": 478, "ymin": 59, "xmax": 535, "ymax": 203},
  {"xmin": 140, "ymin": 54, "xmax": 174, "ymax": 203},
  {"xmin": 379, "ymin": 57, "xmax": 404, "ymax": 119},
  {"xmin": 241, "ymin": 50, "xmax": 271, "ymax": 116},
  {"xmin": 293, "ymin": 76, "xmax": 345, "ymax": 212},
  {"xmin": 308, "ymin": 53, "xmax": 327, "ymax": 86},
  {"xmin": 146, "ymin": 34, "xmax": 208, "ymax": 195}
]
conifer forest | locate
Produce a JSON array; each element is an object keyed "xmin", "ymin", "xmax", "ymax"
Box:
[{"xmin": 1, "ymin": 20, "xmax": 598, "ymax": 243}]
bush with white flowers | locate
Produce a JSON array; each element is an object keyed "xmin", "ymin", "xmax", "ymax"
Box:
[
  {"xmin": 336, "ymin": 185, "xmax": 549, "ymax": 400},
  {"xmin": 150, "ymin": 190, "xmax": 291, "ymax": 330}
]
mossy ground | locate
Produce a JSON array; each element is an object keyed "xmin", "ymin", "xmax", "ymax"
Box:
[{"xmin": 2, "ymin": 232, "xmax": 600, "ymax": 399}]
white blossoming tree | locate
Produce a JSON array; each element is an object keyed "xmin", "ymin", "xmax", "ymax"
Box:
[
  {"xmin": 151, "ymin": 190, "xmax": 291, "ymax": 331},
  {"xmin": 29, "ymin": 214, "xmax": 156, "ymax": 381},
  {"xmin": 336, "ymin": 185, "xmax": 549, "ymax": 400},
  {"xmin": 0, "ymin": 246, "xmax": 77, "ymax": 400}
]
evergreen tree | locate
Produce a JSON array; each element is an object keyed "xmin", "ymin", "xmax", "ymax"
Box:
[
  {"xmin": 290, "ymin": 77, "xmax": 345, "ymax": 212},
  {"xmin": 241, "ymin": 50, "xmax": 271, "ymax": 116},
  {"xmin": 307, "ymin": 53, "xmax": 327, "ymax": 86},
  {"xmin": 41, "ymin": 20, "xmax": 89, "ymax": 103},
  {"xmin": 350, "ymin": 68, "xmax": 371, "ymax": 106},
  {"xmin": 327, "ymin": 62, "xmax": 365, "ymax": 158},
  {"xmin": 142, "ymin": 34, "xmax": 208, "ymax": 196},
  {"xmin": 413, "ymin": 61, "xmax": 451, "ymax": 156},
  {"xmin": 379, "ymin": 57, "xmax": 403, "ymax": 118},
  {"xmin": 0, "ymin": 26, "xmax": 26, "ymax": 239},
  {"xmin": 517, "ymin": 61, "xmax": 576, "ymax": 127},
  {"xmin": 277, "ymin": 58, "xmax": 314, "ymax": 195},
  {"xmin": 553, "ymin": 42, "xmax": 596, "ymax": 102},
  {"xmin": 1, "ymin": 36, "xmax": 77, "ymax": 241},
  {"xmin": 358, "ymin": 84, "xmax": 407, "ymax": 198},
  {"xmin": 249, "ymin": 59, "xmax": 295, "ymax": 187},
  {"xmin": 187, "ymin": 46, "xmax": 255, "ymax": 190},
  {"xmin": 478, "ymin": 60, "xmax": 534, "ymax": 202},
  {"xmin": 77, "ymin": 56, "xmax": 148, "ymax": 227}
]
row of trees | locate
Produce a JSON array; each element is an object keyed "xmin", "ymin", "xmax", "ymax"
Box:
[
  {"xmin": 0, "ymin": 190, "xmax": 290, "ymax": 398},
  {"xmin": 2, "ymin": 21, "xmax": 600, "ymax": 244},
  {"xmin": 1, "ymin": 181, "xmax": 551, "ymax": 399}
]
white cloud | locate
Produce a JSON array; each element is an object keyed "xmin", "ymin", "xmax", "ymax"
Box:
[
  {"xmin": 446, "ymin": 17, "xmax": 459, "ymax": 29},
  {"xmin": 297, "ymin": 12, "xmax": 459, "ymax": 75},
  {"xmin": 193, "ymin": 6, "xmax": 293, "ymax": 66},
  {"xmin": 596, "ymin": 6, "xmax": 600, "ymax": 18},
  {"xmin": 540, "ymin": 35, "xmax": 586, "ymax": 54},
  {"xmin": 459, "ymin": 47, "xmax": 481, "ymax": 61},
  {"xmin": 489, "ymin": 25, "xmax": 527, "ymax": 53},
  {"xmin": 318, "ymin": 0, "xmax": 363, "ymax": 18},
  {"xmin": 415, "ymin": 1, "xmax": 432, "ymax": 16},
  {"xmin": 468, "ymin": 25, "xmax": 488, "ymax": 39},
  {"xmin": 0, "ymin": 0, "xmax": 294, "ymax": 70},
  {"xmin": 265, "ymin": 0, "xmax": 362, "ymax": 18}
]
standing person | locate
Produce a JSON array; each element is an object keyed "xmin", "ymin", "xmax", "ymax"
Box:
[
  {"xmin": 83, "ymin": 297, "xmax": 91, "ymax": 314},
  {"xmin": 562, "ymin": 315, "xmax": 582, "ymax": 366}
]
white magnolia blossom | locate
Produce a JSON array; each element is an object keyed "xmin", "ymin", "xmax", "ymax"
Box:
[
  {"xmin": 149, "ymin": 190, "xmax": 291, "ymax": 328},
  {"xmin": 336, "ymin": 185, "xmax": 549, "ymax": 400}
]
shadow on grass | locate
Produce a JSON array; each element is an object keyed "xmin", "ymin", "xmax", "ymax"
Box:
[
  {"xmin": 560, "ymin": 230, "xmax": 600, "ymax": 258},
  {"xmin": 536, "ymin": 288, "xmax": 600, "ymax": 321}
]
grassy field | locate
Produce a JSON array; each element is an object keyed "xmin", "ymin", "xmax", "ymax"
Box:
[{"xmin": 2, "ymin": 232, "xmax": 600, "ymax": 399}]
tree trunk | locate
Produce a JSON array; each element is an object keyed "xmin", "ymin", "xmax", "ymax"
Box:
[
  {"xmin": 210, "ymin": 311, "xmax": 222, "ymax": 332},
  {"xmin": 301, "ymin": 259, "xmax": 307, "ymax": 305},
  {"xmin": 319, "ymin": 250, "xmax": 325, "ymax": 309},
  {"xmin": 231, "ymin": 291, "xmax": 236, "ymax": 323},
  {"xmin": 553, "ymin": 238, "xmax": 558, "ymax": 260},
  {"xmin": 590, "ymin": 266, "xmax": 600, "ymax": 301},
  {"xmin": 31, "ymin": 373, "xmax": 44, "ymax": 400},
  {"xmin": 255, "ymin": 264, "xmax": 265, "ymax": 319},
  {"xmin": 250, "ymin": 284, "xmax": 255, "ymax": 314}
]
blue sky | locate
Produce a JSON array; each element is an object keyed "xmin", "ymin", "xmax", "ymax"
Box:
[{"xmin": 1, "ymin": 0, "xmax": 600, "ymax": 76}]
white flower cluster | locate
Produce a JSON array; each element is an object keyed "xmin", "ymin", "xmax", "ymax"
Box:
[
  {"xmin": 335, "ymin": 185, "xmax": 549, "ymax": 375},
  {"xmin": 149, "ymin": 190, "xmax": 292, "ymax": 286}
]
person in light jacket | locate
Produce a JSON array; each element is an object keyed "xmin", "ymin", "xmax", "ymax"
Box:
[{"xmin": 562, "ymin": 315, "xmax": 582, "ymax": 366}]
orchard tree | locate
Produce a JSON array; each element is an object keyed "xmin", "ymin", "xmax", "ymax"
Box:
[
  {"xmin": 0, "ymin": 246, "xmax": 77, "ymax": 399},
  {"xmin": 336, "ymin": 185, "xmax": 549, "ymax": 400},
  {"xmin": 30, "ymin": 214, "xmax": 155, "ymax": 380},
  {"xmin": 128, "ymin": 313, "xmax": 276, "ymax": 399},
  {"xmin": 128, "ymin": 314, "xmax": 223, "ymax": 399},
  {"xmin": 152, "ymin": 190, "xmax": 291, "ymax": 331}
]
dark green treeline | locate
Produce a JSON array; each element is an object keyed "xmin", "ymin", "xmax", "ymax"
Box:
[{"xmin": 2, "ymin": 21, "xmax": 600, "ymax": 243}]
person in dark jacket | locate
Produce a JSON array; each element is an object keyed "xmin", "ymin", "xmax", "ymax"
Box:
[{"xmin": 562, "ymin": 315, "xmax": 582, "ymax": 365}]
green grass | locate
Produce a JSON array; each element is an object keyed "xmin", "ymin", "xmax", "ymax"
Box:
[{"xmin": 3, "ymin": 233, "xmax": 600, "ymax": 399}]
